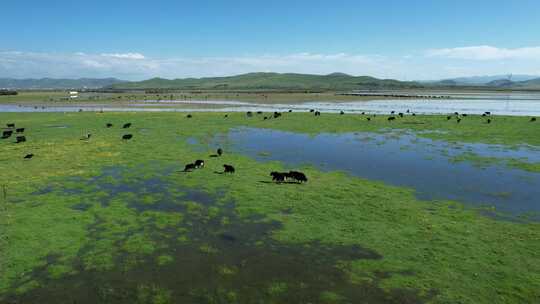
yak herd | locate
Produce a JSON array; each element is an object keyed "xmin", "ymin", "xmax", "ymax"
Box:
[{"xmin": 2, "ymin": 109, "xmax": 538, "ymax": 184}]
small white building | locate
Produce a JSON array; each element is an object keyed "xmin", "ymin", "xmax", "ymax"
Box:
[{"xmin": 69, "ymin": 91, "xmax": 79, "ymax": 99}]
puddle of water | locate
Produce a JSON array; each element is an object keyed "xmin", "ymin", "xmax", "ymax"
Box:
[
  {"xmin": 5, "ymin": 165, "xmax": 431, "ymax": 303},
  {"xmin": 207, "ymin": 128, "xmax": 540, "ymax": 217},
  {"xmin": 3, "ymin": 94, "xmax": 540, "ymax": 116}
]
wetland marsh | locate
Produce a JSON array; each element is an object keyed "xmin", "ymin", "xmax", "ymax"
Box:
[{"xmin": 1, "ymin": 111, "xmax": 539, "ymax": 303}]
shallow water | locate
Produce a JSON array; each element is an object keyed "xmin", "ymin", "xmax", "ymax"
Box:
[
  {"xmin": 5, "ymin": 165, "xmax": 429, "ymax": 303},
  {"xmin": 2, "ymin": 95, "xmax": 540, "ymax": 116},
  {"xmin": 208, "ymin": 128, "xmax": 540, "ymax": 217}
]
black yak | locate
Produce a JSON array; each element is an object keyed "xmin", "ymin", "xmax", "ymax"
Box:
[
  {"xmin": 288, "ymin": 171, "xmax": 308, "ymax": 183},
  {"xmin": 531, "ymin": 117, "xmax": 537, "ymax": 122},
  {"xmin": 457, "ymin": 119, "xmax": 462, "ymax": 123},
  {"xmin": 186, "ymin": 114, "xmax": 193, "ymax": 118},
  {"xmin": 388, "ymin": 117, "xmax": 396, "ymax": 121},
  {"xmin": 246, "ymin": 111, "xmax": 253, "ymax": 117},
  {"xmin": 24, "ymin": 154, "xmax": 34, "ymax": 159},
  {"xmin": 447, "ymin": 116, "xmax": 452, "ymax": 120},
  {"xmin": 16, "ymin": 136, "xmax": 26, "ymax": 143},
  {"xmin": 270, "ymin": 172, "xmax": 286, "ymax": 183},
  {"xmin": 340, "ymin": 111, "xmax": 345, "ymax": 115},
  {"xmin": 184, "ymin": 163, "xmax": 196, "ymax": 172},
  {"xmin": 2, "ymin": 130, "xmax": 13, "ymax": 139},
  {"xmin": 106, "ymin": 123, "xmax": 113, "ymax": 128},
  {"xmin": 398, "ymin": 113, "xmax": 404, "ymax": 118},
  {"xmin": 16, "ymin": 128, "xmax": 24, "ymax": 133},
  {"xmin": 217, "ymin": 148, "xmax": 223, "ymax": 156},
  {"xmin": 122, "ymin": 134, "xmax": 133, "ymax": 140},
  {"xmin": 6, "ymin": 123, "xmax": 15, "ymax": 128},
  {"xmin": 123, "ymin": 123, "xmax": 132, "ymax": 128},
  {"xmin": 487, "ymin": 119, "xmax": 491, "ymax": 124},
  {"xmin": 366, "ymin": 117, "xmax": 371, "ymax": 121},
  {"xmin": 194, "ymin": 160, "xmax": 205, "ymax": 168},
  {"xmin": 223, "ymin": 164, "xmax": 235, "ymax": 173}
]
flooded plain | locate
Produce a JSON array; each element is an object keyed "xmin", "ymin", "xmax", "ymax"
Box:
[
  {"xmin": 4, "ymin": 165, "xmax": 430, "ymax": 303},
  {"xmin": 2, "ymin": 92, "xmax": 540, "ymax": 116},
  {"xmin": 207, "ymin": 128, "xmax": 540, "ymax": 218}
]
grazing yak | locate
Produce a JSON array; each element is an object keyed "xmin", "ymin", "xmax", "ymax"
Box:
[
  {"xmin": 194, "ymin": 160, "xmax": 205, "ymax": 168},
  {"xmin": 122, "ymin": 134, "xmax": 133, "ymax": 140},
  {"xmin": 366, "ymin": 117, "xmax": 371, "ymax": 121},
  {"xmin": 447, "ymin": 116, "xmax": 452, "ymax": 120},
  {"xmin": 123, "ymin": 123, "xmax": 132, "ymax": 128},
  {"xmin": 388, "ymin": 116, "xmax": 396, "ymax": 121},
  {"xmin": 531, "ymin": 117, "xmax": 537, "ymax": 122},
  {"xmin": 487, "ymin": 119, "xmax": 492, "ymax": 124},
  {"xmin": 186, "ymin": 114, "xmax": 193, "ymax": 118},
  {"xmin": 6, "ymin": 123, "xmax": 15, "ymax": 128},
  {"xmin": 288, "ymin": 171, "xmax": 308, "ymax": 183},
  {"xmin": 184, "ymin": 163, "xmax": 196, "ymax": 172},
  {"xmin": 457, "ymin": 118, "xmax": 462, "ymax": 123},
  {"xmin": 246, "ymin": 111, "xmax": 253, "ymax": 117},
  {"xmin": 273, "ymin": 112, "xmax": 282, "ymax": 118},
  {"xmin": 217, "ymin": 148, "xmax": 223, "ymax": 156},
  {"xmin": 2, "ymin": 130, "xmax": 13, "ymax": 139},
  {"xmin": 314, "ymin": 111, "xmax": 321, "ymax": 116},
  {"xmin": 16, "ymin": 128, "xmax": 24, "ymax": 133},
  {"xmin": 398, "ymin": 113, "xmax": 404, "ymax": 118},
  {"xmin": 24, "ymin": 154, "xmax": 34, "ymax": 159},
  {"xmin": 106, "ymin": 123, "xmax": 113, "ymax": 128},
  {"xmin": 270, "ymin": 171, "xmax": 308, "ymax": 183},
  {"xmin": 16, "ymin": 136, "xmax": 26, "ymax": 143},
  {"xmin": 270, "ymin": 172, "xmax": 286, "ymax": 183},
  {"xmin": 340, "ymin": 111, "xmax": 345, "ymax": 115},
  {"xmin": 223, "ymin": 164, "xmax": 235, "ymax": 174}
]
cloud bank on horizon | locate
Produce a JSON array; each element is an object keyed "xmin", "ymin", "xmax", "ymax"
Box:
[{"xmin": 2, "ymin": 46, "xmax": 540, "ymax": 81}]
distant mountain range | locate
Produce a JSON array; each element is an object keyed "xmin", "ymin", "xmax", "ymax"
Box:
[
  {"xmin": 431, "ymin": 75, "xmax": 539, "ymax": 85},
  {"xmin": 108, "ymin": 72, "xmax": 422, "ymax": 91},
  {"xmin": 426, "ymin": 75, "xmax": 540, "ymax": 89},
  {"xmin": 0, "ymin": 78, "xmax": 126, "ymax": 89},
  {"xmin": 2, "ymin": 73, "xmax": 540, "ymax": 91}
]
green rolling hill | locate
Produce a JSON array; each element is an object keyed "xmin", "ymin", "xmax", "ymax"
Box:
[{"xmin": 109, "ymin": 72, "xmax": 422, "ymax": 91}]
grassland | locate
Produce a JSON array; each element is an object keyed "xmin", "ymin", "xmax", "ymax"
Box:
[
  {"xmin": 0, "ymin": 112, "xmax": 539, "ymax": 303},
  {"xmin": 0, "ymin": 90, "xmax": 382, "ymax": 105}
]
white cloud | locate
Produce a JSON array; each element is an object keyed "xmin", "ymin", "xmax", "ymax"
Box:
[
  {"xmin": 426, "ymin": 45, "xmax": 540, "ymax": 60},
  {"xmin": 100, "ymin": 53, "xmax": 146, "ymax": 60},
  {"xmin": 1, "ymin": 49, "xmax": 540, "ymax": 81}
]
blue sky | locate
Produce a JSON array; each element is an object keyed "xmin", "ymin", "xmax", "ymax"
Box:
[{"xmin": 2, "ymin": 0, "xmax": 540, "ymax": 80}]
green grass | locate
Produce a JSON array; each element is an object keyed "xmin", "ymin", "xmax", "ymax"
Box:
[
  {"xmin": 0, "ymin": 112, "xmax": 539, "ymax": 303},
  {"xmin": 0, "ymin": 90, "xmax": 382, "ymax": 105}
]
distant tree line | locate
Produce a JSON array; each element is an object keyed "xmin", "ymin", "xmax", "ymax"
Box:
[{"xmin": 0, "ymin": 90, "xmax": 18, "ymax": 96}]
